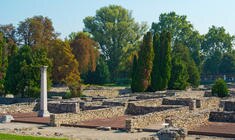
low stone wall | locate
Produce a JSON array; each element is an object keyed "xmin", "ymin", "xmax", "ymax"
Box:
[
  {"xmin": 126, "ymin": 103, "xmax": 182, "ymax": 115},
  {"xmin": 166, "ymin": 110, "xmax": 210, "ymax": 130},
  {"xmin": 162, "ymin": 98, "xmax": 195, "ymax": 110},
  {"xmin": 102, "ymin": 101, "xmax": 127, "ymax": 107},
  {"xmin": 50, "ymin": 106, "xmax": 126, "ymax": 126},
  {"xmin": 0, "ymin": 97, "xmax": 37, "ymax": 105},
  {"xmin": 196, "ymin": 97, "xmax": 220, "ymax": 110},
  {"xmin": 82, "ymin": 89, "xmax": 119, "ymax": 98},
  {"xmin": 130, "ymin": 98, "xmax": 163, "ymax": 107},
  {"xmin": 0, "ymin": 103, "xmax": 37, "ymax": 114},
  {"xmin": 125, "ymin": 106, "xmax": 189, "ymax": 131},
  {"xmin": 209, "ymin": 111, "xmax": 235, "ymax": 122},
  {"xmin": 48, "ymin": 102, "xmax": 80, "ymax": 113},
  {"xmin": 224, "ymin": 100, "xmax": 235, "ymax": 111}
]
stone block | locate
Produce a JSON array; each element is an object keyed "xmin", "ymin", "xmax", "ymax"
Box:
[{"xmin": 0, "ymin": 115, "xmax": 14, "ymax": 123}]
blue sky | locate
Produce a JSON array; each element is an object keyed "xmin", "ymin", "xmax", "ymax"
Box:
[{"xmin": 1, "ymin": 0, "xmax": 235, "ymax": 39}]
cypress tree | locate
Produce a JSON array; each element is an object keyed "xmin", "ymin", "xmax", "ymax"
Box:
[
  {"xmin": 135, "ymin": 32, "xmax": 154, "ymax": 92},
  {"xmin": 131, "ymin": 55, "xmax": 138, "ymax": 92},
  {"xmin": 151, "ymin": 33, "xmax": 162, "ymax": 91},
  {"xmin": 159, "ymin": 31, "xmax": 171, "ymax": 90},
  {"xmin": 168, "ymin": 57, "xmax": 189, "ymax": 90}
]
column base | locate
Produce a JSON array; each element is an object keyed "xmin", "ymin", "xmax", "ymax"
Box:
[{"xmin": 38, "ymin": 110, "xmax": 50, "ymax": 117}]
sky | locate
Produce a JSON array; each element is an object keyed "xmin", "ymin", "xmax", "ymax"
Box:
[{"xmin": 1, "ymin": 0, "xmax": 235, "ymax": 39}]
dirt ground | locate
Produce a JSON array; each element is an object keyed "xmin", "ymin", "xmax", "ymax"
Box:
[{"xmin": 0, "ymin": 123, "xmax": 233, "ymax": 140}]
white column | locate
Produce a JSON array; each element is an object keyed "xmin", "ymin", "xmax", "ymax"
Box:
[{"xmin": 38, "ymin": 66, "xmax": 50, "ymax": 117}]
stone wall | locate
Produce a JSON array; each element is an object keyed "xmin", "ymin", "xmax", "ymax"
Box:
[
  {"xmin": 48, "ymin": 102, "xmax": 80, "ymax": 113},
  {"xmin": 166, "ymin": 110, "xmax": 210, "ymax": 130},
  {"xmin": 162, "ymin": 98, "xmax": 195, "ymax": 110},
  {"xmin": 224, "ymin": 100, "xmax": 235, "ymax": 111},
  {"xmin": 126, "ymin": 103, "xmax": 183, "ymax": 115},
  {"xmin": 50, "ymin": 106, "xmax": 125, "ymax": 126},
  {"xmin": 0, "ymin": 97, "xmax": 37, "ymax": 105},
  {"xmin": 0, "ymin": 103, "xmax": 37, "ymax": 114},
  {"xmin": 196, "ymin": 97, "xmax": 220, "ymax": 110},
  {"xmin": 82, "ymin": 89, "xmax": 119, "ymax": 98},
  {"xmin": 209, "ymin": 111, "xmax": 235, "ymax": 122},
  {"xmin": 130, "ymin": 98, "xmax": 163, "ymax": 107},
  {"xmin": 125, "ymin": 106, "xmax": 189, "ymax": 131}
]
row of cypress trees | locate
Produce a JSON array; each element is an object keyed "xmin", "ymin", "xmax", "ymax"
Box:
[
  {"xmin": 131, "ymin": 31, "xmax": 172, "ymax": 92},
  {"xmin": 131, "ymin": 31, "xmax": 200, "ymax": 92}
]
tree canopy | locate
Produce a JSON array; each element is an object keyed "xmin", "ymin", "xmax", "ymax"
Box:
[{"xmin": 83, "ymin": 5, "xmax": 148, "ymax": 80}]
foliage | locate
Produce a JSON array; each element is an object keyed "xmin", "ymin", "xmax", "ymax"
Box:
[
  {"xmin": 84, "ymin": 56, "xmax": 110, "ymax": 85},
  {"xmin": 84, "ymin": 5, "xmax": 148, "ymax": 80},
  {"xmin": 131, "ymin": 55, "xmax": 138, "ymax": 92},
  {"xmin": 0, "ymin": 133, "xmax": 67, "ymax": 140},
  {"xmin": 202, "ymin": 26, "xmax": 235, "ymax": 57},
  {"xmin": 48, "ymin": 39, "xmax": 81, "ymax": 97},
  {"xmin": 151, "ymin": 12, "xmax": 203, "ymax": 67},
  {"xmin": 150, "ymin": 33, "xmax": 161, "ymax": 91},
  {"xmin": 168, "ymin": 57, "xmax": 189, "ymax": 90},
  {"xmin": 4, "ymin": 46, "xmax": 51, "ymax": 97},
  {"xmin": 172, "ymin": 43, "xmax": 200, "ymax": 87},
  {"xmin": 159, "ymin": 31, "xmax": 172, "ymax": 90},
  {"xmin": 219, "ymin": 53, "xmax": 235, "ymax": 75},
  {"xmin": 17, "ymin": 16, "xmax": 56, "ymax": 47},
  {"xmin": 203, "ymin": 50, "xmax": 222, "ymax": 75},
  {"xmin": 134, "ymin": 32, "xmax": 154, "ymax": 92},
  {"xmin": 70, "ymin": 32, "xmax": 99, "ymax": 75},
  {"xmin": 212, "ymin": 78, "xmax": 229, "ymax": 97}
]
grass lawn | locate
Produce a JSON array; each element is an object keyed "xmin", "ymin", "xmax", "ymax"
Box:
[{"xmin": 0, "ymin": 133, "xmax": 67, "ymax": 140}]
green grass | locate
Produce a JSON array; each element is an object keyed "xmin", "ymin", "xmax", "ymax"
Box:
[{"xmin": 0, "ymin": 133, "xmax": 67, "ymax": 140}]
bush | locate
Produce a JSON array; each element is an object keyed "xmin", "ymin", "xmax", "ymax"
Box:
[{"xmin": 212, "ymin": 78, "xmax": 229, "ymax": 97}]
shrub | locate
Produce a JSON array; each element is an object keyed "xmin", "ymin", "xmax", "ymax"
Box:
[{"xmin": 212, "ymin": 78, "xmax": 229, "ymax": 97}]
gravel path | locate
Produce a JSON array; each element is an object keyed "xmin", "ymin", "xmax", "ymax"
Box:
[{"xmin": 0, "ymin": 123, "xmax": 233, "ymax": 140}]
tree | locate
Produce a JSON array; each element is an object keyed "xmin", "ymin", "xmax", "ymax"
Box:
[
  {"xmin": 83, "ymin": 5, "xmax": 148, "ymax": 80},
  {"xmin": 159, "ymin": 31, "xmax": 172, "ymax": 90},
  {"xmin": 134, "ymin": 32, "xmax": 154, "ymax": 92},
  {"xmin": 84, "ymin": 56, "xmax": 110, "ymax": 85},
  {"xmin": 0, "ymin": 24, "xmax": 17, "ymax": 45},
  {"xmin": 203, "ymin": 50, "xmax": 222, "ymax": 75},
  {"xmin": 151, "ymin": 12, "xmax": 203, "ymax": 67},
  {"xmin": 0, "ymin": 32, "xmax": 18, "ymax": 95},
  {"xmin": 48, "ymin": 39, "xmax": 81, "ymax": 97},
  {"xmin": 131, "ymin": 55, "xmax": 138, "ymax": 92},
  {"xmin": 212, "ymin": 78, "xmax": 229, "ymax": 97},
  {"xmin": 17, "ymin": 16, "xmax": 56, "ymax": 47},
  {"xmin": 70, "ymin": 32, "xmax": 99, "ymax": 75},
  {"xmin": 202, "ymin": 26, "xmax": 235, "ymax": 58},
  {"xmin": 4, "ymin": 46, "xmax": 51, "ymax": 97},
  {"xmin": 219, "ymin": 53, "xmax": 235, "ymax": 75},
  {"xmin": 172, "ymin": 43, "xmax": 200, "ymax": 87},
  {"xmin": 168, "ymin": 57, "xmax": 189, "ymax": 90},
  {"xmin": 150, "ymin": 33, "xmax": 161, "ymax": 91}
]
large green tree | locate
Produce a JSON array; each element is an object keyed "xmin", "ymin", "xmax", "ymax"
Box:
[
  {"xmin": 172, "ymin": 43, "xmax": 200, "ymax": 87},
  {"xmin": 83, "ymin": 5, "xmax": 148, "ymax": 80},
  {"xmin": 134, "ymin": 32, "xmax": 154, "ymax": 92},
  {"xmin": 202, "ymin": 26, "xmax": 235, "ymax": 57},
  {"xmin": 4, "ymin": 46, "xmax": 51, "ymax": 97},
  {"xmin": 219, "ymin": 53, "xmax": 235, "ymax": 75},
  {"xmin": 151, "ymin": 12, "xmax": 203, "ymax": 67}
]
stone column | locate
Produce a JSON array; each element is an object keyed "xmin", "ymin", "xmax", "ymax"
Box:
[{"xmin": 38, "ymin": 66, "xmax": 50, "ymax": 117}]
